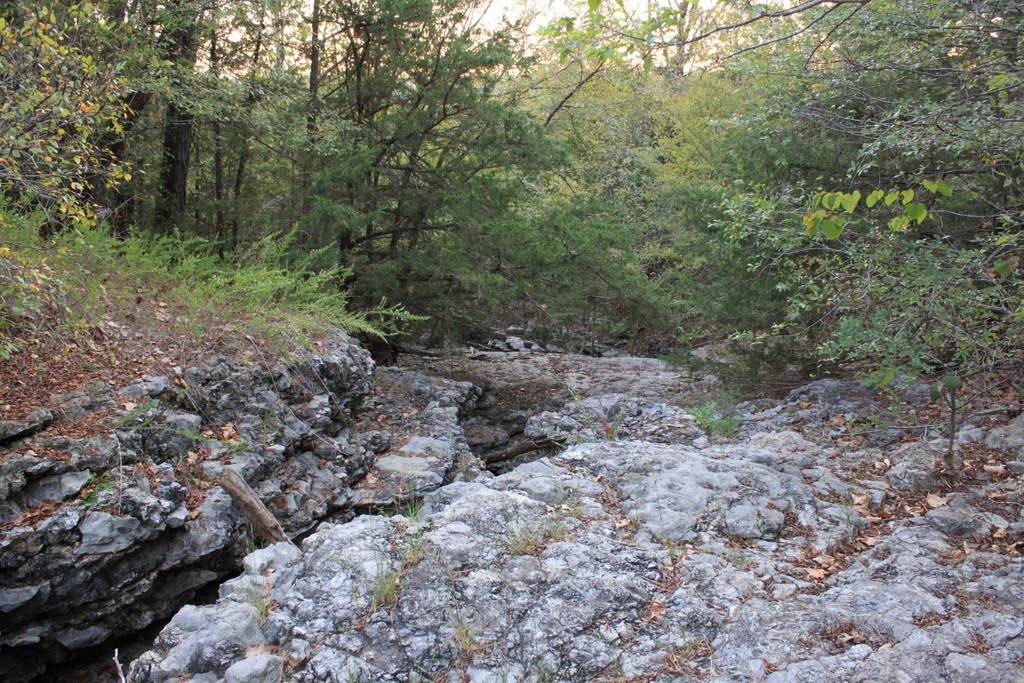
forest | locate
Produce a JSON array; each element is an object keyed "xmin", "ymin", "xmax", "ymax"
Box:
[{"xmin": 1, "ymin": 0, "xmax": 1022, "ymax": 392}]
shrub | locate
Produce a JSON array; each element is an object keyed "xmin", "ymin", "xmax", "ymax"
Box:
[{"xmin": 0, "ymin": 211, "xmax": 416, "ymax": 358}]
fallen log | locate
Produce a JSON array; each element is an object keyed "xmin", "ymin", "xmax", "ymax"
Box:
[
  {"xmin": 219, "ymin": 469, "xmax": 296, "ymax": 547},
  {"xmin": 483, "ymin": 436, "xmax": 566, "ymax": 465}
]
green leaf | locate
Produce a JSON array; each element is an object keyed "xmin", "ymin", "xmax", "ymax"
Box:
[
  {"xmin": 922, "ymin": 179, "xmax": 937, "ymax": 193},
  {"xmin": 993, "ymin": 259, "xmax": 1013, "ymax": 278},
  {"xmin": 840, "ymin": 190, "xmax": 861, "ymax": 213},
  {"xmin": 803, "ymin": 209, "xmax": 826, "ymax": 235},
  {"xmin": 900, "ymin": 189, "xmax": 915, "ymax": 205},
  {"xmin": 884, "ymin": 191, "xmax": 899, "ymax": 206},
  {"xmin": 820, "ymin": 216, "xmax": 845, "ymax": 239},
  {"xmin": 866, "ymin": 190, "xmax": 884, "ymax": 208},
  {"xmin": 866, "ymin": 366, "xmax": 896, "ymax": 388},
  {"xmin": 987, "ymin": 73, "xmax": 1011, "ymax": 91},
  {"xmin": 905, "ymin": 203, "xmax": 928, "ymax": 223},
  {"xmin": 929, "ymin": 383, "xmax": 942, "ymax": 402},
  {"xmin": 588, "ymin": 0, "xmax": 602, "ymax": 12},
  {"xmin": 934, "ymin": 180, "xmax": 953, "ymax": 197},
  {"xmin": 888, "ymin": 215, "xmax": 910, "ymax": 232},
  {"xmin": 821, "ymin": 193, "xmax": 840, "ymax": 211},
  {"xmin": 942, "ymin": 375, "xmax": 962, "ymax": 391}
]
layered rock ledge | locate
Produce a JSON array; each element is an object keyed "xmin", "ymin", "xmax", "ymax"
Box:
[{"xmin": 0, "ymin": 331, "xmax": 480, "ymax": 681}]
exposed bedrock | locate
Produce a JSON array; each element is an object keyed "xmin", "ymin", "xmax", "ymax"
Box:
[
  {"xmin": 0, "ymin": 331, "xmax": 482, "ymax": 682},
  {"xmin": 129, "ymin": 387, "xmax": 1024, "ymax": 683}
]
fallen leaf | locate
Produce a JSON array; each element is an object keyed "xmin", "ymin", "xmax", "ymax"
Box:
[
  {"xmin": 614, "ymin": 518, "xmax": 632, "ymax": 529},
  {"xmin": 806, "ymin": 567, "xmax": 827, "ymax": 580},
  {"xmin": 851, "ymin": 491, "xmax": 871, "ymax": 511},
  {"xmin": 813, "ymin": 554, "xmax": 835, "ymax": 567},
  {"xmin": 647, "ymin": 601, "xmax": 667, "ymax": 622},
  {"xmin": 926, "ymin": 493, "xmax": 948, "ymax": 509}
]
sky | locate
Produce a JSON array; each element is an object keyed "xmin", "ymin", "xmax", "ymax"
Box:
[{"xmin": 477, "ymin": 0, "xmax": 575, "ymax": 29}]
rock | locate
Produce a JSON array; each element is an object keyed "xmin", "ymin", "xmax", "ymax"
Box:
[
  {"xmin": 118, "ymin": 375, "xmax": 174, "ymax": 400},
  {"xmin": 525, "ymin": 394, "xmax": 705, "ymax": 446},
  {"xmin": 128, "ymin": 602, "xmax": 265, "ymax": 682},
  {"xmin": 739, "ymin": 378, "xmax": 887, "ymax": 436},
  {"xmin": 22, "ymin": 470, "xmax": 92, "ymax": 507},
  {"xmin": 0, "ymin": 328, "xmax": 380, "ymax": 682},
  {"xmin": 138, "ymin": 411, "xmax": 202, "ymax": 464},
  {"xmin": 125, "ymin": 376, "xmax": 1024, "ymax": 683},
  {"xmin": 350, "ymin": 368, "xmax": 479, "ymax": 508},
  {"xmin": 726, "ymin": 503, "xmax": 786, "ymax": 540},
  {"xmin": 985, "ymin": 412, "xmax": 1024, "ymax": 455},
  {"xmin": 224, "ymin": 654, "xmax": 284, "ymax": 683},
  {"xmin": 50, "ymin": 382, "xmax": 115, "ymax": 419},
  {"xmin": 0, "ymin": 584, "xmax": 48, "ymax": 614},
  {"xmin": 401, "ymin": 348, "xmax": 717, "ymax": 464},
  {"xmin": 462, "ymin": 421, "xmax": 510, "ymax": 451},
  {"xmin": 0, "ymin": 408, "xmax": 53, "ymax": 446},
  {"xmin": 886, "ymin": 441, "xmax": 953, "ymax": 492},
  {"xmin": 12, "ymin": 349, "xmax": 1024, "ymax": 683},
  {"xmin": 75, "ymin": 510, "xmax": 147, "ymax": 555},
  {"xmin": 55, "ymin": 624, "xmax": 111, "ymax": 649},
  {"xmin": 121, "ymin": 421, "xmax": 798, "ymax": 679}
]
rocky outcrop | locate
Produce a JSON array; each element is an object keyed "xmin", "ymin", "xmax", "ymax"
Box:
[
  {"xmin": 348, "ymin": 368, "xmax": 482, "ymax": 509},
  {"xmin": 0, "ymin": 330, "xmax": 407, "ymax": 681},
  {"xmin": 402, "ymin": 348, "xmax": 719, "ymax": 459},
  {"xmin": 127, "ymin": 383, "xmax": 1024, "ymax": 682},
  {"xmin": 525, "ymin": 393, "xmax": 707, "ymax": 447}
]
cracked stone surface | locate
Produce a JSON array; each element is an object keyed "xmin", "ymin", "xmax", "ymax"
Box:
[{"xmin": 128, "ymin": 384, "xmax": 1024, "ymax": 683}]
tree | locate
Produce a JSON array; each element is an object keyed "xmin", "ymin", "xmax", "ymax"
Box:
[{"xmin": 0, "ymin": 2, "xmax": 129, "ymax": 222}]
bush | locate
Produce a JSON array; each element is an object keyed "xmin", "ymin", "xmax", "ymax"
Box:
[{"xmin": 0, "ymin": 209, "xmax": 414, "ymax": 357}]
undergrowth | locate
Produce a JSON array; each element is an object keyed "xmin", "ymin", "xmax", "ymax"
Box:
[
  {"xmin": 688, "ymin": 401, "xmax": 739, "ymax": 437},
  {"xmin": 0, "ymin": 209, "xmax": 417, "ymax": 359}
]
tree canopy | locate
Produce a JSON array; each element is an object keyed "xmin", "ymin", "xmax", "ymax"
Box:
[{"xmin": 1, "ymin": 0, "xmax": 1021, "ymax": 387}]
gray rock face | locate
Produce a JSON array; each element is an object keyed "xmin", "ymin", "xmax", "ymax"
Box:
[
  {"xmin": 739, "ymin": 379, "xmax": 897, "ymax": 443},
  {"xmin": 886, "ymin": 441, "xmax": 952, "ymax": 492},
  {"xmin": 349, "ymin": 368, "xmax": 480, "ymax": 509},
  {"xmin": 986, "ymin": 412, "xmax": 1024, "ymax": 456},
  {"xmin": 130, "ymin": 374, "xmax": 1024, "ymax": 683},
  {"xmin": 0, "ymin": 328, "xmax": 387, "ymax": 681},
  {"xmin": 0, "ymin": 409, "xmax": 54, "ymax": 446},
  {"xmin": 525, "ymin": 394, "xmax": 707, "ymax": 447},
  {"xmin": 402, "ymin": 348, "xmax": 718, "ymax": 459}
]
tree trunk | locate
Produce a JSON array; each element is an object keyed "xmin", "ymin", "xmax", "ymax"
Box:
[
  {"xmin": 229, "ymin": 3, "xmax": 267, "ymax": 250},
  {"xmin": 155, "ymin": 0, "xmax": 200, "ymax": 231},
  {"xmin": 301, "ymin": 0, "xmax": 321, "ymax": 218},
  {"xmin": 210, "ymin": 34, "xmax": 224, "ymax": 245},
  {"xmin": 156, "ymin": 102, "xmax": 194, "ymax": 230}
]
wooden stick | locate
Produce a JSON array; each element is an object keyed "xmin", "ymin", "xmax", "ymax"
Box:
[
  {"xmin": 219, "ymin": 469, "xmax": 295, "ymax": 546},
  {"xmin": 483, "ymin": 436, "xmax": 565, "ymax": 465}
]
